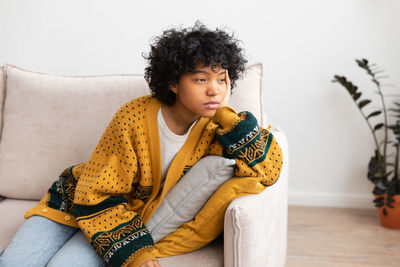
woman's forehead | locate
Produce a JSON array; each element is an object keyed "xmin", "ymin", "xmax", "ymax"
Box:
[{"xmin": 192, "ymin": 62, "xmax": 226, "ymax": 74}]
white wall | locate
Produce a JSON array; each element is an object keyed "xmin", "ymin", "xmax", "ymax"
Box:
[{"xmin": 1, "ymin": 0, "xmax": 400, "ymax": 209}]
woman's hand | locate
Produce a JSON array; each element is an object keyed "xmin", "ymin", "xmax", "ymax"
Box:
[
  {"xmin": 139, "ymin": 260, "xmax": 161, "ymax": 267},
  {"xmin": 220, "ymin": 69, "xmax": 231, "ymax": 108}
]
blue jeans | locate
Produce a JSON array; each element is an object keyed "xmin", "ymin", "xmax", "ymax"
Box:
[{"xmin": 0, "ymin": 216, "xmax": 106, "ymax": 267}]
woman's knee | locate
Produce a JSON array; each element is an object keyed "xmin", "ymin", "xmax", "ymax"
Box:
[{"xmin": 0, "ymin": 216, "xmax": 77, "ymax": 267}]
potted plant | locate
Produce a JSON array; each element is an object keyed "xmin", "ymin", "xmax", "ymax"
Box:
[{"xmin": 333, "ymin": 59, "xmax": 400, "ymax": 229}]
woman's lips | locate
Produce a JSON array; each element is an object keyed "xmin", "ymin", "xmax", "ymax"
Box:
[{"xmin": 204, "ymin": 101, "xmax": 220, "ymax": 109}]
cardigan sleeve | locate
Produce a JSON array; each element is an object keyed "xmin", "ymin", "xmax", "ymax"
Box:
[
  {"xmin": 209, "ymin": 106, "xmax": 282, "ymax": 186},
  {"xmin": 73, "ymin": 109, "xmax": 157, "ymax": 267}
]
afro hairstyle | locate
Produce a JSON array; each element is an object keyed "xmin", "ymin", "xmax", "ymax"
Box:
[{"xmin": 143, "ymin": 21, "xmax": 247, "ymax": 106}]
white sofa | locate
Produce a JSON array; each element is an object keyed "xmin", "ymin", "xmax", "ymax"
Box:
[{"xmin": 0, "ymin": 63, "xmax": 288, "ymax": 267}]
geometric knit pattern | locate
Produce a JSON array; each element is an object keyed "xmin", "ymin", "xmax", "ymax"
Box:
[
  {"xmin": 71, "ymin": 96, "xmax": 157, "ymax": 267},
  {"xmin": 131, "ymin": 183, "xmax": 153, "ymax": 203},
  {"xmin": 218, "ymin": 111, "xmax": 270, "ymax": 167},
  {"xmin": 47, "ymin": 166, "xmax": 78, "ymax": 215},
  {"xmin": 91, "ymin": 215, "xmax": 154, "ymax": 266}
]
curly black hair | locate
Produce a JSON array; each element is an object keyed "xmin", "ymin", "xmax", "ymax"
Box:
[{"xmin": 143, "ymin": 21, "xmax": 247, "ymax": 106}]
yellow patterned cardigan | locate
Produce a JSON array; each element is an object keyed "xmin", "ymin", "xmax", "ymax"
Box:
[{"xmin": 25, "ymin": 95, "xmax": 283, "ymax": 267}]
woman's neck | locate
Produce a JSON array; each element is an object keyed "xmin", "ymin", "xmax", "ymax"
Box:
[{"xmin": 160, "ymin": 104, "xmax": 199, "ymax": 135}]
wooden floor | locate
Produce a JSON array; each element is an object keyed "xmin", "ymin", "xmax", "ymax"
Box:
[{"xmin": 286, "ymin": 206, "xmax": 400, "ymax": 267}]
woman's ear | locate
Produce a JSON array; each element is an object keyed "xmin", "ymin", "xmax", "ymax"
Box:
[{"xmin": 170, "ymin": 84, "xmax": 178, "ymax": 94}]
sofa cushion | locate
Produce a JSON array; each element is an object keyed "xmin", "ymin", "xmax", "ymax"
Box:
[
  {"xmin": 227, "ymin": 63, "xmax": 264, "ymax": 124},
  {"xmin": 0, "ymin": 199, "xmax": 38, "ymax": 250},
  {"xmin": 0, "ymin": 63, "xmax": 263, "ymax": 200},
  {"xmin": 0, "ymin": 65, "xmax": 150, "ymax": 199}
]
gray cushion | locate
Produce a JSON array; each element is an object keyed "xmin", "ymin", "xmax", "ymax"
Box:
[{"xmin": 147, "ymin": 156, "xmax": 235, "ymax": 243}]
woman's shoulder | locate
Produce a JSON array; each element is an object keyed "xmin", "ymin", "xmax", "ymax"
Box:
[
  {"xmin": 117, "ymin": 95, "xmax": 154, "ymax": 113},
  {"xmin": 110, "ymin": 95, "xmax": 159, "ymax": 129}
]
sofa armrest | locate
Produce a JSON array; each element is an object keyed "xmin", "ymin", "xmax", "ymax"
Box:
[{"xmin": 223, "ymin": 126, "xmax": 289, "ymax": 267}]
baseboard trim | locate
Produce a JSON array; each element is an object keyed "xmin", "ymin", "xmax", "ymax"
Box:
[{"xmin": 289, "ymin": 192, "xmax": 375, "ymax": 209}]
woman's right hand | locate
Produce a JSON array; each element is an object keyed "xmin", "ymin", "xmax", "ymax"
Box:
[{"xmin": 139, "ymin": 260, "xmax": 161, "ymax": 267}]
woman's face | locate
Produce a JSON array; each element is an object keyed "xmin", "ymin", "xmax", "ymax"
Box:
[{"xmin": 170, "ymin": 63, "xmax": 229, "ymax": 119}]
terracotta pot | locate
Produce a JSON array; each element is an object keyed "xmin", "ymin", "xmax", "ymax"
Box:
[{"xmin": 375, "ymin": 194, "xmax": 400, "ymax": 229}]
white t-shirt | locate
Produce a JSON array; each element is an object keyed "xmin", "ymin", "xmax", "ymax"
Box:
[{"xmin": 157, "ymin": 109, "xmax": 197, "ymax": 188}]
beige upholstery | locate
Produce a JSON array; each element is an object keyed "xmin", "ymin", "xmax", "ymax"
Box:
[{"xmin": 0, "ymin": 64, "xmax": 288, "ymax": 267}]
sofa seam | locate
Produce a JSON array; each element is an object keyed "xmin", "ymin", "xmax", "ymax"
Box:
[
  {"xmin": 3, "ymin": 63, "xmax": 144, "ymax": 78},
  {"xmin": 232, "ymin": 207, "xmax": 241, "ymax": 267},
  {"xmin": 0, "ymin": 64, "xmax": 8, "ymax": 145}
]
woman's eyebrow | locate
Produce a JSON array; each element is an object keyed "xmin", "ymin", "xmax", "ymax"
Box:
[
  {"xmin": 191, "ymin": 70, "xmax": 226, "ymax": 75},
  {"xmin": 191, "ymin": 70, "xmax": 209, "ymax": 74}
]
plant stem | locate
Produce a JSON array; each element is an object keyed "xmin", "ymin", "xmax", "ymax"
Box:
[
  {"xmin": 357, "ymin": 106, "xmax": 382, "ymax": 161},
  {"xmin": 374, "ymin": 78, "xmax": 388, "ymax": 175},
  {"xmin": 394, "ymin": 140, "xmax": 399, "ymax": 180}
]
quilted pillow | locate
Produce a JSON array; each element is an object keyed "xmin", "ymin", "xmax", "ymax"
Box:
[{"xmin": 147, "ymin": 156, "xmax": 235, "ymax": 243}]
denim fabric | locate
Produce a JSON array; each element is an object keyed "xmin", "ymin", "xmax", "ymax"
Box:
[{"xmin": 0, "ymin": 216, "xmax": 106, "ymax": 267}]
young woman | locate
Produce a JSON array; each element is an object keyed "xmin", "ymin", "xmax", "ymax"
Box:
[{"xmin": 0, "ymin": 22, "xmax": 282, "ymax": 267}]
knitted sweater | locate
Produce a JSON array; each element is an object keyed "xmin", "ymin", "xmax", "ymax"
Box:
[{"xmin": 25, "ymin": 95, "xmax": 283, "ymax": 267}]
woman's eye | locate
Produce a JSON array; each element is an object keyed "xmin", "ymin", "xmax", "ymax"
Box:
[
  {"xmin": 195, "ymin": 78, "xmax": 206, "ymax": 82},
  {"xmin": 218, "ymin": 78, "xmax": 226, "ymax": 83}
]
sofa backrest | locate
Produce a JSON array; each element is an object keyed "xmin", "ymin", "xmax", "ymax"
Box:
[{"xmin": 0, "ymin": 63, "xmax": 264, "ymax": 200}]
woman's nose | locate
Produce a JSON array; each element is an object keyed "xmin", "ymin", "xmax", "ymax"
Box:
[{"xmin": 206, "ymin": 81, "xmax": 219, "ymax": 96}]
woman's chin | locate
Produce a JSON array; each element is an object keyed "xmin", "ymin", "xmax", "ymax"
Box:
[{"xmin": 200, "ymin": 110, "xmax": 218, "ymax": 118}]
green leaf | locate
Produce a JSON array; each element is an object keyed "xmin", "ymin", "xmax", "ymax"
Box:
[
  {"xmin": 358, "ymin": 99, "xmax": 371, "ymax": 109},
  {"xmin": 391, "ymin": 108, "xmax": 400, "ymax": 113},
  {"xmin": 387, "ymin": 198, "xmax": 395, "ymax": 203},
  {"xmin": 374, "ymin": 123, "xmax": 384, "ymax": 131},
  {"xmin": 367, "ymin": 110, "xmax": 382, "ymax": 119},
  {"xmin": 333, "ymin": 75, "xmax": 359, "ymax": 98},
  {"xmin": 383, "ymin": 207, "xmax": 388, "ymax": 216},
  {"xmin": 356, "ymin": 58, "xmax": 369, "ymax": 68},
  {"xmin": 373, "ymin": 187, "xmax": 386, "ymax": 195}
]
